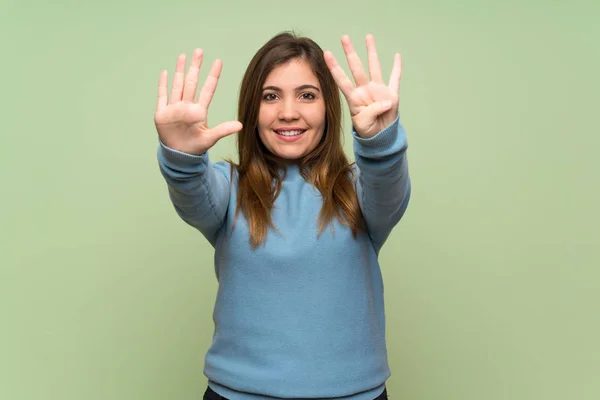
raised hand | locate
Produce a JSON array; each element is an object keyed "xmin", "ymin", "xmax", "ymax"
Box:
[
  {"xmin": 324, "ymin": 34, "xmax": 401, "ymax": 138},
  {"xmin": 154, "ymin": 49, "xmax": 243, "ymax": 155}
]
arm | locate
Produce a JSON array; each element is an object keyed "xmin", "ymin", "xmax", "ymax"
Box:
[
  {"xmin": 153, "ymin": 49, "xmax": 242, "ymax": 246},
  {"xmin": 324, "ymin": 34, "xmax": 410, "ymax": 253},
  {"xmin": 353, "ymin": 116, "xmax": 411, "ymax": 254},
  {"xmin": 157, "ymin": 140, "xmax": 232, "ymax": 246}
]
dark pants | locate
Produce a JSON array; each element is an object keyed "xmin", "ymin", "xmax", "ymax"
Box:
[{"xmin": 203, "ymin": 386, "xmax": 388, "ymax": 400}]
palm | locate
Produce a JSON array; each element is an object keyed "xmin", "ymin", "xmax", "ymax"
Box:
[
  {"xmin": 154, "ymin": 102, "xmax": 206, "ymax": 127},
  {"xmin": 347, "ymin": 81, "xmax": 398, "ymax": 135},
  {"xmin": 154, "ymin": 49, "xmax": 242, "ymax": 155},
  {"xmin": 324, "ymin": 35, "xmax": 402, "ymax": 138},
  {"xmin": 155, "ymin": 102, "xmax": 210, "ymax": 151}
]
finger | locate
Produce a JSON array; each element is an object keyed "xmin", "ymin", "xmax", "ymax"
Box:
[
  {"xmin": 341, "ymin": 35, "xmax": 369, "ymax": 86},
  {"xmin": 323, "ymin": 51, "xmax": 354, "ymax": 99},
  {"xmin": 197, "ymin": 59, "xmax": 222, "ymax": 110},
  {"xmin": 366, "ymin": 34, "xmax": 383, "ymax": 83},
  {"xmin": 156, "ymin": 69, "xmax": 168, "ymax": 112},
  {"xmin": 210, "ymin": 120, "xmax": 243, "ymax": 141},
  {"xmin": 170, "ymin": 53, "xmax": 186, "ymax": 103},
  {"xmin": 182, "ymin": 48, "xmax": 203, "ymax": 102},
  {"xmin": 388, "ymin": 53, "xmax": 402, "ymax": 94}
]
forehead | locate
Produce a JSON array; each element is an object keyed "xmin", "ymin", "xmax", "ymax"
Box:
[{"xmin": 263, "ymin": 58, "xmax": 321, "ymax": 88}]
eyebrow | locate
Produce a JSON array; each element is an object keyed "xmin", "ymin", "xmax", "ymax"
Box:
[{"xmin": 262, "ymin": 84, "xmax": 321, "ymax": 92}]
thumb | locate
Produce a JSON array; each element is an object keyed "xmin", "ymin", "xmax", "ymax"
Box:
[
  {"xmin": 210, "ymin": 120, "xmax": 243, "ymax": 141},
  {"xmin": 367, "ymin": 100, "xmax": 393, "ymax": 117},
  {"xmin": 353, "ymin": 100, "xmax": 393, "ymax": 129}
]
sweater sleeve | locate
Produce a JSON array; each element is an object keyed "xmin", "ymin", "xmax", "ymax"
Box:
[
  {"xmin": 156, "ymin": 140, "xmax": 232, "ymax": 246},
  {"xmin": 352, "ymin": 115, "xmax": 411, "ymax": 255}
]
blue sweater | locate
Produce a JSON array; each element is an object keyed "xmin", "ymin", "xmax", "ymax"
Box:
[{"xmin": 157, "ymin": 116, "xmax": 411, "ymax": 400}]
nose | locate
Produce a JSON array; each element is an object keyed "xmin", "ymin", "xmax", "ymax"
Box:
[{"xmin": 278, "ymin": 98, "xmax": 300, "ymax": 121}]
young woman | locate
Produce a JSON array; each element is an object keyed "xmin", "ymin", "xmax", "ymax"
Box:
[{"xmin": 155, "ymin": 31, "xmax": 411, "ymax": 400}]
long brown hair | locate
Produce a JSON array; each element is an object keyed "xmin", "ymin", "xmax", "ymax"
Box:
[{"xmin": 231, "ymin": 31, "xmax": 364, "ymax": 248}]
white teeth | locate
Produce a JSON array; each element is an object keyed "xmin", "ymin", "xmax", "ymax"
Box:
[{"xmin": 276, "ymin": 130, "xmax": 305, "ymax": 137}]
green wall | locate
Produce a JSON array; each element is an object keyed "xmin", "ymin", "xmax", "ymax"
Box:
[{"xmin": 1, "ymin": 0, "xmax": 598, "ymax": 399}]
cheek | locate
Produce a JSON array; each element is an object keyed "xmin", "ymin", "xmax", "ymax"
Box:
[
  {"xmin": 308, "ymin": 103, "xmax": 326, "ymax": 127},
  {"xmin": 257, "ymin": 110, "xmax": 273, "ymax": 148},
  {"xmin": 258, "ymin": 105, "xmax": 275, "ymax": 129},
  {"xmin": 257, "ymin": 125, "xmax": 270, "ymax": 149},
  {"xmin": 257, "ymin": 110, "xmax": 266, "ymax": 129}
]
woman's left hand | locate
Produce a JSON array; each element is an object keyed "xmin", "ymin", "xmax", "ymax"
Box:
[{"xmin": 324, "ymin": 34, "xmax": 402, "ymax": 138}]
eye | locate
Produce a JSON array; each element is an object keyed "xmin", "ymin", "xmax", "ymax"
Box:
[
  {"xmin": 300, "ymin": 92, "xmax": 316, "ymax": 100},
  {"xmin": 262, "ymin": 93, "xmax": 278, "ymax": 101}
]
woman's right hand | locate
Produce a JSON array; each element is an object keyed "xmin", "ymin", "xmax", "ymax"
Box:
[{"xmin": 154, "ymin": 48, "xmax": 242, "ymax": 155}]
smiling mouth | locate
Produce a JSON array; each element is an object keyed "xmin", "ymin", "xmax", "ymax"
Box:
[{"xmin": 274, "ymin": 129, "xmax": 307, "ymax": 137}]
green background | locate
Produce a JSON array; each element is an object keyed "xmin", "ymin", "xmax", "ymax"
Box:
[{"xmin": 1, "ymin": 0, "xmax": 599, "ymax": 399}]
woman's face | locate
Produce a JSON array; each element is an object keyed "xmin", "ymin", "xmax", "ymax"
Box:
[{"xmin": 258, "ymin": 58, "xmax": 326, "ymax": 160}]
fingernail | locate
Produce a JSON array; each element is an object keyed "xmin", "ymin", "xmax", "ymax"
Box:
[{"xmin": 381, "ymin": 100, "xmax": 392, "ymax": 108}]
